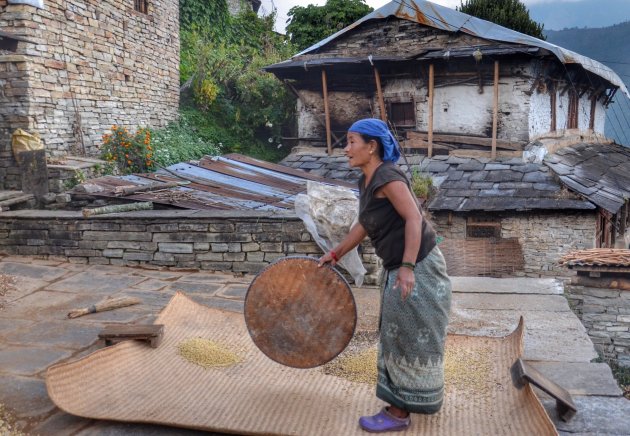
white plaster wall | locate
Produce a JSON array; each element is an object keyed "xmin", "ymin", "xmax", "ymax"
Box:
[
  {"xmin": 528, "ymin": 87, "xmax": 551, "ymax": 138},
  {"xmin": 297, "ymin": 93, "xmax": 323, "ymax": 139},
  {"xmin": 593, "ymin": 100, "xmax": 606, "ymax": 134},
  {"xmin": 556, "ymin": 92, "xmax": 569, "ymax": 131},
  {"xmin": 578, "ymin": 95, "xmax": 591, "ymax": 130}
]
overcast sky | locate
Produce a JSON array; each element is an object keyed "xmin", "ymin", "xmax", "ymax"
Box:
[{"xmin": 258, "ymin": 0, "xmax": 587, "ymax": 33}]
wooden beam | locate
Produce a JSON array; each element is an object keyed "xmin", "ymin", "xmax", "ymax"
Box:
[
  {"xmin": 406, "ymin": 131, "xmax": 523, "ymax": 151},
  {"xmin": 492, "ymin": 60, "xmax": 499, "ymax": 159},
  {"xmin": 321, "ymin": 68, "xmax": 332, "ymax": 156},
  {"xmin": 449, "ymin": 149, "xmax": 523, "ymax": 158},
  {"xmin": 373, "ymin": 67, "xmax": 387, "ymax": 122},
  {"xmin": 428, "ymin": 64, "xmax": 435, "ymax": 158}
]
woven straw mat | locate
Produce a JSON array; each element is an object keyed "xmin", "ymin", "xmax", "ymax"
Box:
[{"xmin": 46, "ymin": 292, "xmax": 557, "ymax": 435}]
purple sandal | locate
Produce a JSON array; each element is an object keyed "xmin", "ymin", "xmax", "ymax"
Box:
[{"xmin": 359, "ymin": 407, "xmax": 410, "ymax": 433}]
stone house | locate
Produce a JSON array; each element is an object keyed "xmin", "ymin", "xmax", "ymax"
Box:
[
  {"xmin": 0, "ymin": 0, "xmax": 180, "ymax": 192},
  {"xmin": 270, "ymin": 0, "xmax": 630, "ymax": 277}
]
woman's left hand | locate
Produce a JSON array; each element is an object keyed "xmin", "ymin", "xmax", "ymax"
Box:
[{"xmin": 394, "ymin": 267, "xmax": 415, "ymax": 301}]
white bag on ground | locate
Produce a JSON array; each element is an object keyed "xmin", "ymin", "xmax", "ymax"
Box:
[{"xmin": 294, "ymin": 181, "xmax": 367, "ymax": 286}]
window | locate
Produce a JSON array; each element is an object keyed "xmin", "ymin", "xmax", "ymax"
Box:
[
  {"xmin": 387, "ymin": 101, "xmax": 415, "ymax": 127},
  {"xmin": 134, "ymin": 0, "xmax": 148, "ymax": 14},
  {"xmin": 466, "ymin": 218, "xmax": 501, "ymax": 238}
]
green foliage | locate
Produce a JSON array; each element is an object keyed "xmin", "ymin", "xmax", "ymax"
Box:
[
  {"xmin": 458, "ymin": 0, "xmax": 545, "ymax": 40},
  {"xmin": 179, "ymin": 4, "xmax": 296, "ymax": 162},
  {"xmin": 286, "ymin": 0, "xmax": 373, "ymax": 51},
  {"xmin": 100, "ymin": 126, "xmax": 154, "ymax": 174},
  {"xmin": 180, "ymin": 0, "xmax": 229, "ymax": 37},
  {"xmin": 410, "ymin": 169, "xmax": 435, "ymax": 199},
  {"xmin": 149, "ymin": 112, "xmax": 222, "ymax": 168}
]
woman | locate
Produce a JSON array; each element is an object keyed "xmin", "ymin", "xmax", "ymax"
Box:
[{"xmin": 319, "ymin": 118, "xmax": 451, "ymax": 433}]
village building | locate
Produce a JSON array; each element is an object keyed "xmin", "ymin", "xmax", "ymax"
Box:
[
  {"xmin": 267, "ymin": 0, "xmax": 630, "ymax": 277},
  {"xmin": 0, "ymin": 0, "xmax": 180, "ymax": 193}
]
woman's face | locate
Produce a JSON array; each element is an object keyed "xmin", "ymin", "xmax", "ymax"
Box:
[{"xmin": 345, "ymin": 132, "xmax": 374, "ymax": 168}]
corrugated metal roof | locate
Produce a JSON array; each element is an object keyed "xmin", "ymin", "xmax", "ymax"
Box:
[
  {"xmin": 74, "ymin": 154, "xmax": 356, "ymax": 211},
  {"xmin": 295, "ymin": 0, "xmax": 629, "ymax": 97}
]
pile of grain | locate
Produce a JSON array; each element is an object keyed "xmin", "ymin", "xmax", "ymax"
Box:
[
  {"xmin": 177, "ymin": 338, "xmax": 243, "ymax": 369},
  {"xmin": 444, "ymin": 344, "xmax": 492, "ymax": 393},
  {"xmin": 322, "ymin": 347, "xmax": 378, "ymax": 384},
  {"xmin": 0, "ymin": 404, "xmax": 25, "ymax": 436}
]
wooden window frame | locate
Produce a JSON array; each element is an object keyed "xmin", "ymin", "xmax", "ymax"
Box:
[
  {"xmin": 387, "ymin": 99, "xmax": 416, "ymax": 128},
  {"xmin": 134, "ymin": 0, "xmax": 149, "ymax": 14},
  {"xmin": 567, "ymin": 89, "xmax": 579, "ymax": 129}
]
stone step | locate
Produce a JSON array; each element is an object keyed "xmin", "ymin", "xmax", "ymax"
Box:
[
  {"xmin": 452, "ymin": 293, "xmax": 570, "ymax": 312},
  {"xmin": 528, "ymin": 361, "xmax": 622, "ymax": 397},
  {"xmin": 542, "ymin": 396, "xmax": 630, "ymax": 435},
  {"xmin": 451, "ymin": 276, "xmax": 563, "ymax": 295}
]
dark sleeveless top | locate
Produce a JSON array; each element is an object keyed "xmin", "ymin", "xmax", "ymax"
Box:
[{"xmin": 358, "ymin": 163, "xmax": 437, "ymax": 270}]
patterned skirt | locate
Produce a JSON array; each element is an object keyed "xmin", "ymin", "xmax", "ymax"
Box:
[{"xmin": 376, "ymin": 246, "xmax": 452, "ymax": 414}]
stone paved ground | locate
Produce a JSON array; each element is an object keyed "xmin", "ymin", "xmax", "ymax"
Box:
[{"xmin": 0, "ymin": 256, "xmax": 628, "ymax": 435}]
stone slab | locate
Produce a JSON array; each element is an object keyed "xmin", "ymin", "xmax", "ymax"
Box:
[
  {"xmin": 452, "ymin": 293, "xmax": 570, "ymax": 312},
  {"xmin": 46, "ymin": 271, "xmax": 145, "ymax": 295},
  {"xmin": 0, "ymin": 346, "xmax": 73, "ymax": 376},
  {"xmin": 448, "ymin": 308, "xmax": 598, "ymax": 362},
  {"xmin": 0, "ymin": 318, "xmax": 34, "ymax": 340},
  {"xmin": 117, "ymin": 290, "xmax": 176, "ymax": 311},
  {"xmin": 163, "ymin": 281, "xmax": 223, "ymax": 295},
  {"xmin": 542, "ymin": 396, "xmax": 630, "ymax": 435},
  {"xmin": 451, "ymin": 276, "xmax": 563, "ymax": 295},
  {"xmin": 130, "ymin": 279, "xmax": 170, "ymax": 292},
  {"xmin": 0, "ymin": 290, "xmax": 81, "ymax": 320},
  {"xmin": 528, "ymin": 361, "xmax": 623, "ymax": 397},
  {"xmin": 0, "ymin": 262, "xmax": 68, "ymax": 282},
  {"xmin": 4, "ymin": 276, "xmax": 49, "ymax": 301},
  {"xmin": 30, "ymin": 411, "xmax": 93, "ymax": 436},
  {"xmin": 2, "ymin": 320, "xmax": 103, "ymax": 349},
  {"xmin": 176, "ymin": 271, "xmax": 248, "ymax": 283},
  {"xmin": 186, "ymin": 294, "xmax": 244, "ymax": 313},
  {"xmin": 0, "ymin": 375, "xmax": 55, "ymax": 418},
  {"xmin": 0, "ymin": 257, "xmax": 63, "ymax": 267},
  {"xmin": 215, "ymin": 283, "xmax": 249, "ymax": 299}
]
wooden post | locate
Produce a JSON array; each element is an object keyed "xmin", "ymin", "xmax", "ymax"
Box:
[
  {"xmin": 322, "ymin": 69, "xmax": 332, "ymax": 156},
  {"xmin": 428, "ymin": 64, "xmax": 434, "ymax": 158},
  {"xmin": 373, "ymin": 67, "xmax": 387, "ymax": 122},
  {"xmin": 492, "ymin": 60, "xmax": 499, "ymax": 159}
]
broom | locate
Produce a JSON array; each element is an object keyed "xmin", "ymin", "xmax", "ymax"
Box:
[{"xmin": 67, "ymin": 296, "xmax": 141, "ymax": 319}]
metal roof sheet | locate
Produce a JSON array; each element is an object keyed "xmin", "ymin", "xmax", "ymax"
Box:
[
  {"xmin": 74, "ymin": 154, "xmax": 355, "ymax": 211},
  {"xmin": 295, "ymin": 0, "xmax": 629, "ymax": 97}
]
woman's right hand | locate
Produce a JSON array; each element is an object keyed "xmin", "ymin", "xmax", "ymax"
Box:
[{"xmin": 318, "ymin": 251, "xmax": 337, "ymax": 267}]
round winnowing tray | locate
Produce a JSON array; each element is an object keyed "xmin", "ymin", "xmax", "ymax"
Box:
[{"xmin": 244, "ymin": 256, "xmax": 357, "ymax": 368}]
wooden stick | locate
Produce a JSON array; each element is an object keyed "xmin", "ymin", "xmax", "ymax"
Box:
[
  {"xmin": 492, "ymin": 60, "xmax": 499, "ymax": 160},
  {"xmin": 428, "ymin": 64, "xmax": 435, "ymax": 158},
  {"xmin": 321, "ymin": 68, "xmax": 332, "ymax": 156},
  {"xmin": 113, "ymin": 181, "xmax": 190, "ymax": 196},
  {"xmin": 374, "ymin": 66, "xmax": 387, "ymax": 122},
  {"xmin": 67, "ymin": 296, "xmax": 141, "ymax": 319},
  {"xmin": 82, "ymin": 201, "xmax": 153, "ymax": 218}
]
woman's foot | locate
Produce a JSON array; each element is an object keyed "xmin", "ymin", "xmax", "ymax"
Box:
[{"xmin": 358, "ymin": 407, "xmax": 410, "ymax": 433}]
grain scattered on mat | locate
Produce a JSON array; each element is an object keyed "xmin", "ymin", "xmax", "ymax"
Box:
[
  {"xmin": 322, "ymin": 347, "xmax": 378, "ymax": 384},
  {"xmin": 444, "ymin": 344, "xmax": 493, "ymax": 393},
  {"xmin": 177, "ymin": 338, "xmax": 243, "ymax": 369},
  {"xmin": 0, "ymin": 274, "xmax": 16, "ymax": 309},
  {"xmin": 0, "ymin": 404, "xmax": 25, "ymax": 436}
]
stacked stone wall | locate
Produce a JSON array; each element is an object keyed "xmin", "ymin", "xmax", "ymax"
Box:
[
  {"xmin": 0, "ymin": 0, "xmax": 180, "ymax": 188},
  {"xmin": 0, "ymin": 210, "xmax": 380, "ymax": 285},
  {"xmin": 566, "ymin": 284, "xmax": 630, "ymax": 367}
]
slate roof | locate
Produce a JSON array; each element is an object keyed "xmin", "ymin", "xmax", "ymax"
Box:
[
  {"xmin": 545, "ymin": 143, "xmax": 630, "ymax": 215},
  {"xmin": 281, "ymin": 151, "xmax": 594, "ymax": 212}
]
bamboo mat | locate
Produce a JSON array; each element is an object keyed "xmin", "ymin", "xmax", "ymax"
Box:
[{"xmin": 46, "ymin": 292, "xmax": 557, "ymax": 435}]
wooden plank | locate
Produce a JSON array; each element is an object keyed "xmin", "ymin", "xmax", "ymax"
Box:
[
  {"xmin": 99, "ymin": 324, "xmax": 165, "ymax": 348},
  {"xmin": 373, "ymin": 67, "xmax": 387, "ymax": 122},
  {"xmin": 401, "ymin": 139, "xmax": 451, "ymax": 150},
  {"xmin": 551, "ymin": 85, "xmax": 557, "ymax": 132},
  {"xmin": 406, "ymin": 131, "xmax": 523, "ymax": 150},
  {"xmin": 492, "ymin": 60, "xmax": 499, "ymax": 159},
  {"xmin": 511, "ymin": 358, "xmax": 577, "ymax": 422},
  {"xmin": 428, "ymin": 63, "xmax": 435, "ymax": 158},
  {"xmin": 449, "ymin": 149, "xmax": 523, "ymax": 158},
  {"xmin": 321, "ymin": 69, "xmax": 332, "ymax": 156}
]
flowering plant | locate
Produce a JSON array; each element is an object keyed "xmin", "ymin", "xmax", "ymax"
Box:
[{"xmin": 100, "ymin": 126, "xmax": 155, "ymax": 174}]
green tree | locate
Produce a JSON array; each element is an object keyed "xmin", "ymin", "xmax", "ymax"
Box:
[
  {"xmin": 458, "ymin": 0, "xmax": 545, "ymax": 40},
  {"xmin": 286, "ymin": 0, "xmax": 373, "ymax": 51}
]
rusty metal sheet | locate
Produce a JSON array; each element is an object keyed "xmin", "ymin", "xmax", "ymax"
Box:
[{"xmin": 244, "ymin": 256, "xmax": 356, "ymax": 369}]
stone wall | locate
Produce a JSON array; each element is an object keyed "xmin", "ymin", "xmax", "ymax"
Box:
[
  {"xmin": 431, "ymin": 210, "xmax": 596, "ymax": 277},
  {"xmin": 565, "ymin": 284, "xmax": 630, "ymax": 367},
  {"xmin": 0, "ymin": 0, "xmax": 180, "ymax": 189},
  {"xmin": 0, "ymin": 210, "xmax": 380, "ymax": 285}
]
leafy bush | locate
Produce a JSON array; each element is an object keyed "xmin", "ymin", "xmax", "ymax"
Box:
[
  {"xmin": 410, "ymin": 169, "xmax": 435, "ymax": 199},
  {"xmin": 100, "ymin": 126, "xmax": 154, "ymax": 174}
]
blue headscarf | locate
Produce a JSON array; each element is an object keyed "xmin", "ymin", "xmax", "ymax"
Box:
[{"xmin": 348, "ymin": 118, "xmax": 401, "ymax": 163}]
